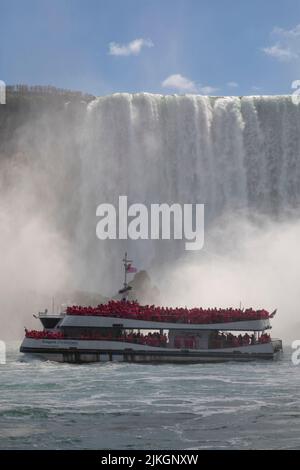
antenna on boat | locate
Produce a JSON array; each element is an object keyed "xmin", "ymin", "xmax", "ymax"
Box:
[{"xmin": 118, "ymin": 252, "xmax": 134, "ymax": 301}]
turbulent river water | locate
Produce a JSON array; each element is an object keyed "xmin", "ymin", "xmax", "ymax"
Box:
[{"xmin": 0, "ymin": 343, "xmax": 299, "ymax": 450}]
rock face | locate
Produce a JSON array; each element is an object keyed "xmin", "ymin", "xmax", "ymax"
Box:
[
  {"xmin": 127, "ymin": 270, "xmax": 161, "ymax": 305},
  {"xmin": 112, "ymin": 270, "xmax": 160, "ymax": 305}
]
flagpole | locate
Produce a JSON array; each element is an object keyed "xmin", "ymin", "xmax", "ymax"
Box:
[
  {"xmin": 121, "ymin": 252, "xmax": 132, "ymax": 301},
  {"xmin": 124, "ymin": 252, "xmax": 127, "ymax": 290}
]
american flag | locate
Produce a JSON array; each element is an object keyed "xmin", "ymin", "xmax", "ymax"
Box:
[{"xmin": 126, "ymin": 263, "xmax": 137, "ymax": 273}]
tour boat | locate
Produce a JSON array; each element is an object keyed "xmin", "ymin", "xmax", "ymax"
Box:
[{"xmin": 20, "ymin": 254, "xmax": 283, "ymax": 363}]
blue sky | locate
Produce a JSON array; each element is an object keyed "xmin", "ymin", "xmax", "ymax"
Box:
[{"xmin": 1, "ymin": 0, "xmax": 300, "ymax": 96}]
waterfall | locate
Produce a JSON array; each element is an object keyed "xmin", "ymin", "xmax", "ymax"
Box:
[
  {"xmin": 79, "ymin": 94, "xmax": 300, "ymax": 216},
  {"xmin": 1, "ymin": 93, "xmax": 300, "ymax": 295},
  {"xmin": 70, "ymin": 94, "xmax": 300, "ymax": 291}
]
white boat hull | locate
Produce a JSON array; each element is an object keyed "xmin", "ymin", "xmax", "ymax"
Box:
[{"xmin": 20, "ymin": 338, "xmax": 282, "ymax": 363}]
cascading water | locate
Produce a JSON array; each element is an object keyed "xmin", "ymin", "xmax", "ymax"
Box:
[
  {"xmin": 79, "ymin": 94, "xmax": 300, "ymax": 215},
  {"xmin": 72, "ymin": 94, "xmax": 300, "ymax": 291},
  {"xmin": 1, "ymin": 92, "xmax": 300, "ymax": 338}
]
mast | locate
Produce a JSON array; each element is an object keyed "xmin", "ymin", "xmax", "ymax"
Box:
[{"xmin": 118, "ymin": 252, "xmax": 133, "ymax": 301}]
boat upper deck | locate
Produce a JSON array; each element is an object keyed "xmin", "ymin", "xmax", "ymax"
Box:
[
  {"xmin": 59, "ymin": 300, "xmax": 273, "ymax": 331},
  {"xmin": 60, "ymin": 313, "xmax": 270, "ymax": 331},
  {"xmin": 67, "ymin": 300, "xmax": 270, "ymax": 321}
]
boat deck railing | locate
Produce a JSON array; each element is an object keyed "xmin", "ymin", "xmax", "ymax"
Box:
[{"xmin": 37, "ymin": 311, "xmax": 66, "ymax": 318}]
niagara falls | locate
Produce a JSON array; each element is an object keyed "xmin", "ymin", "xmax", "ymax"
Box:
[
  {"xmin": 1, "ymin": 0, "xmax": 300, "ymax": 457},
  {"xmin": 1, "ymin": 91, "xmax": 300, "ymax": 341}
]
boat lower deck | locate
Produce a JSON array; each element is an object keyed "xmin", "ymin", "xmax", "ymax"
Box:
[{"xmin": 20, "ymin": 338, "xmax": 282, "ymax": 363}]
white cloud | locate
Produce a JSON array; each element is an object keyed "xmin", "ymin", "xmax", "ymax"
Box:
[
  {"xmin": 262, "ymin": 24, "xmax": 300, "ymax": 61},
  {"xmin": 198, "ymin": 85, "xmax": 219, "ymax": 95},
  {"xmin": 227, "ymin": 81, "xmax": 239, "ymax": 88},
  {"xmin": 162, "ymin": 74, "xmax": 218, "ymax": 95},
  {"xmin": 162, "ymin": 74, "xmax": 198, "ymax": 92},
  {"xmin": 262, "ymin": 44, "xmax": 298, "ymax": 61},
  {"xmin": 273, "ymin": 24, "xmax": 300, "ymax": 38},
  {"xmin": 108, "ymin": 38, "xmax": 153, "ymax": 56}
]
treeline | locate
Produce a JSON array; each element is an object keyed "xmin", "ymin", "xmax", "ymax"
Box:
[{"xmin": 6, "ymin": 84, "xmax": 95, "ymax": 101}]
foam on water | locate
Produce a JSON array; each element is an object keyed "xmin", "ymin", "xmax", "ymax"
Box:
[{"xmin": 0, "ymin": 343, "xmax": 300, "ymax": 449}]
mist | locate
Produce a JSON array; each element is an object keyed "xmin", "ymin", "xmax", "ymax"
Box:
[
  {"xmin": 0, "ymin": 191, "xmax": 71, "ymax": 340},
  {"xmin": 1, "ymin": 91, "xmax": 300, "ymax": 342},
  {"xmin": 158, "ymin": 215, "xmax": 300, "ymax": 343}
]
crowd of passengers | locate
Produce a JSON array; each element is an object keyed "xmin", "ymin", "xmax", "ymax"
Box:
[
  {"xmin": 122, "ymin": 331, "xmax": 167, "ymax": 346},
  {"xmin": 66, "ymin": 300, "xmax": 270, "ymax": 324},
  {"xmin": 25, "ymin": 329, "xmax": 168, "ymax": 346},
  {"xmin": 25, "ymin": 328, "xmax": 271, "ymax": 348},
  {"xmin": 209, "ymin": 331, "xmax": 271, "ymax": 348},
  {"xmin": 25, "ymin": 329, "xmax": 64, "ymax": 339},
  {"xmin": 77, "ymin": 331, "xmax": 168, "ymax": 346}
]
